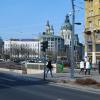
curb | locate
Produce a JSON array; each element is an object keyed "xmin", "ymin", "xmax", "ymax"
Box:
[{"xmin": 48, "ymin": 81, "xmax": 100, "ymax": 95}]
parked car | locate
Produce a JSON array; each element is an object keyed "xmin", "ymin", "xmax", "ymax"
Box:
[{"xmin": 0, "ymin": 59, "xmax": 4, "ymax": 62}]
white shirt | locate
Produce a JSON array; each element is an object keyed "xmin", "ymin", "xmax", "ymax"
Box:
[
  {"xmin": 80, "ymin": 61, "xmax": 84, "ymax": 69},
  {"xmin": 86, "ymin": 61, "xmax": 90, "ymax": 69}
]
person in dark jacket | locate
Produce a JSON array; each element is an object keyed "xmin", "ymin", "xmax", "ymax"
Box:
[
  {"xmin": 98, "ymin": 61, "xmax": 100, "ymax": 74},
  {"xmin": 45, "ymin": 60, "xmax": 53, "ymax": 77}
]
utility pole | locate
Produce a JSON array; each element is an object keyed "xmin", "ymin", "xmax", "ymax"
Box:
[{"xmin": 70, "ymin": 0, "xmax": 75, "ymax": 78}]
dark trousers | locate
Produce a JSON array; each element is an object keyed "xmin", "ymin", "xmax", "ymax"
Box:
[
  {"xmin": 85, "ymin": 69, "xmax": 90, "ymax": 75},
  {"xmin": 79, "ymin": 68, "xmax": 84, "ymax": 74},
  {"xmin": 45, "ymin": 68, "xmax": 53, "ymax": 77}
]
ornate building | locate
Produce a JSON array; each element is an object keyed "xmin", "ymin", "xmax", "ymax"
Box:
[
  {"xmin": 60, "ymin": 15, "xmax": 84, "ymax": 63},
  {"xmin": 84, "ymin": 0, "xmax": 100, "ymax": 66},
  {"xmin": 60, "ymin": 15, "xmax": 72, "ymax": 45},
  {"xmin": 39, "ymin": 21, "xmax": 64, "ymax": 61},
  {"xmin": 43, "ymin": 20, "xmax": 54, "ymax": 35}
]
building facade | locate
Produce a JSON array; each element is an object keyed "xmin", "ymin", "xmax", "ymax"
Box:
[
  {"xmin": 60, "ymin": 15, "xmax": 83, "ymax": 62},
  {"xmin": 84, "ymin": 0, "xmax": 100, "ymax": 66},
  {"xmin": 39, "ymin": 21, "xmax": 64, "ymax": 60},
  {"xmin": 4, "ymin": 21, "xmax": 64, "ymax": 61},
  {"xmin": 4, "ymin": 39, "xmax": 40, "ymax": 59}
]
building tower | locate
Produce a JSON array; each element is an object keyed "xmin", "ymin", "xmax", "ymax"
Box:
[
  {"xmin": 60, "ymin": 14, "xmax": 72, "ymax": 45},
  {"xmin": 44, "ymin": 20, "xmax": 54, "ymax": 35},
  {"xmin": 45, "ymin": 20, "xmax": 50, "ymax": 34},
  {"xmin": 84, "ymin": 0, "xmax": 100, "ymax": 67}
]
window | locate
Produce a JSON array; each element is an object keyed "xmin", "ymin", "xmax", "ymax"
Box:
[
  {"xmin": 89, "ymin": 10, "xmax": 93, "ymax": 16},
  {"xmin": 96, "ymin": 30, "xmax": 100, "ymax": 39},
  {"xmin": 89, "ymin": 0, "xmax": 93, "ymax": 8},
  {"xmin": 87, "ymin": 35, "xmax": 92, "ymax": 41},
  {"xmin": 68, "ymin": 34, "xmax": 70, "ymax": 39},
  {"xmin": 99, "ymin": 8, "xmax": 100, "ymax": 15},
  {"xmin": 96, "ymin": 44, "xmax": 100, "ymax": 52},
  {"xmin": 98, "ymin": 19, "xmax": 100, "ymax": 26},
  {"xmin": 89, "ymin": 21, "xmax": 93, "ymax": 29},
  {"xmin": 88, "ymin": 45, "xmax": 92, "ymax": 52},
  {"xmin": 51, "ymin": 38, "xmax": 54, "ymax": 41},
  {"xmin": 47, "ymin": 38, "xmax": 50, "ymax": 41}
]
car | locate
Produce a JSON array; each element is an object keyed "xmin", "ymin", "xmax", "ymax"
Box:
[{"xmin": 0, "ymin": 59, "xmax": 4, "ymax": 62}]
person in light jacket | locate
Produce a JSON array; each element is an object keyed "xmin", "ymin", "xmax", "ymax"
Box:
[
  {"xmin": 79, "ymin": 60, "xmax": 84, "ymax": 74},
  {"xmin": 85, "ymin": 60, "xmax": 90, "ymax": 75}
]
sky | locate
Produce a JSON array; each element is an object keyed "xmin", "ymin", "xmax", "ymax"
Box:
[{"xmin": 0, "ymin": 0, "xmax": 84, "ymax": 43}]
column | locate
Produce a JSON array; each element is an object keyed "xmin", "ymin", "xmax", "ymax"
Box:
[
  {"xmin": 84, "ymin": 33, "xmax": 88, "ymax": 62},
  {"xmin": 92, "ymin": 30, "xmax": 96, "ymax": 68}
]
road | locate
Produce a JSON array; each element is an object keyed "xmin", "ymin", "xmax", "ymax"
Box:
[{"xmin": 0, "ymin": 72, "xmax": 100, "ymax": 100}]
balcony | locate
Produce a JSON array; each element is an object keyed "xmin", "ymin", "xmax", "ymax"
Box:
[{"xmin": 85, "ymin": 28, "xmax": 92, "ymax": 35}]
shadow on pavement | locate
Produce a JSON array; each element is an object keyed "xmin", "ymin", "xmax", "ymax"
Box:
[{"xmin": 0, "ymin": 72, "xmax": 49, "ymax": 90}]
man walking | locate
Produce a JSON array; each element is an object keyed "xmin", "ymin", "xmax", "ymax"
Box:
[{"xmin": 45, "ymin": 60, "xmax": 53, "ymax": 77}]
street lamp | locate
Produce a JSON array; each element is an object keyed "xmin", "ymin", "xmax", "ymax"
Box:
[
  {"xmin": 70, "ymin": 0, "xmax": 75, "ymax": 78},
  {"xmin": 70, "ymin": 0, "xmax": 82, "ymax": 78}
]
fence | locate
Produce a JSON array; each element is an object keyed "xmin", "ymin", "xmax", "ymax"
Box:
[{"xmin": 0, "ymin": 62, "xmax": 57, "ymax": 74}]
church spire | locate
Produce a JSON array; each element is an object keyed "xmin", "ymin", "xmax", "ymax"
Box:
[
  {"xmin": 65, "ymin": 14, "xmax": 70, "ymax": 23},
  {"xmin": 44, "ymin": 20, "xmax": 54, "ymax": 35},
  {"xmin": 45, "ymin": 20, "xmax": 50, "ymax": 33},
  {"xmin": 46, "ymin": 20, "xmax": 50, "ymax": 27}
]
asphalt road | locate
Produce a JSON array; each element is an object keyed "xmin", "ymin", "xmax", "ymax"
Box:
[{"xmin": 0, "ymin": 72, "xmax": 100, "ymax": 100}]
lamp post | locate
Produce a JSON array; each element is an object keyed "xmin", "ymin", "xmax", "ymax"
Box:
[{"xmin": 70, "ymin": 0, "xmax": 75, "ymax": 78}]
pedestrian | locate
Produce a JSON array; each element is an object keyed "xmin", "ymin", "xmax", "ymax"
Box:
[
  {"xmin": 45, "ymin": 60, "xmax": 53, "ymax": 77},
  {"xmin": 98, "ymin": 61, "xmax": 100, "ymax": 74},
  {"xmin": 89, "ymin": 60, "xmax": 92, "ymax": 71},
  {"xmin": 85, "ymin": 60, "xmax": 90, "ymax": 75},
  {"xmin": 79, "ymin": 60, "xmax": 84, "ymax": 74}
]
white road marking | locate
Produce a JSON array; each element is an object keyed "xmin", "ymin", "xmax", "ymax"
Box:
[
  {"xmin": 0, "ymin": 77, "xmax": 16, "ymax": 82},
  {"xmin": 57, "ymin": 98, "xmax": 62, "ymax": 100}
]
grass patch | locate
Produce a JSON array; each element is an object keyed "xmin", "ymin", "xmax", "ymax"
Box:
[
  {"xmin": 75, "ymin": 78, "xmax": 97, "ymax": 85},
  {"xmin": 96, "ymin": 83, "xmax": 100, "ymax": 87}
]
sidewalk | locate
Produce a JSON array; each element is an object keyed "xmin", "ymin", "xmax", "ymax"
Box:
[
  {"xmin": 0, "ymin": 68, "xmax": 100, "ymax": 94},
  {"xmin": 31, "ymin": 68, "xmax": 100, "ymax": 82},
  {"xmin": 29, "ymin": 68, "xmax": 100, "ymax": 94}
]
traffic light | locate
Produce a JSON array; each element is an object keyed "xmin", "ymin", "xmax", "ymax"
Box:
[
  {"xmin": 41, "ymin": 41, "xmax": 45, "ymax": 52},
  {"xmin": 41, "ymin": 41, "xmax": 48, "ymax": 52},
  {"xmin": 44, "ymin": 41, "xmax": 48, "ymax": 49}
]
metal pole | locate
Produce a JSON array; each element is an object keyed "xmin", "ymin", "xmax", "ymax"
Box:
[
  {"xmin": 43, "ymin": 51, "xmax": 46, "ymax": 80},
  {"xmin": 70, "ymin": 0, "xmax": 75, "ymax": 78}
]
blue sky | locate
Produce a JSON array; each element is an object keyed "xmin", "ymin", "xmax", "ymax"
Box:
[{"xmin": 0, "ymin": 0, "xmax": 84, "ymax": 43}]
